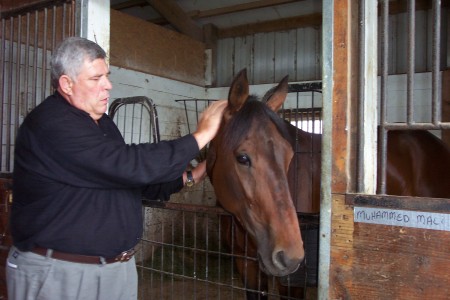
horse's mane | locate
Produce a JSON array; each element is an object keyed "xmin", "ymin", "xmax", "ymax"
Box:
[{"xmin": 222, "ymin": 97, "xmax": 291, "ymax": 152}]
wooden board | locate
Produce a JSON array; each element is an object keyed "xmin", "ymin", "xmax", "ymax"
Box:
[
  {"xmin": 330, "ymin": 194, "xmax": 450, "ymax": 299},
  {"xmin": 110, "ymin": 9, "xmax": 206, "ymax": 87}
]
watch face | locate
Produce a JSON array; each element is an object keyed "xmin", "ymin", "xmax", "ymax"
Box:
[{"xmin": 186, "ymin": 171, "xmax": 194, "ymax": 187}]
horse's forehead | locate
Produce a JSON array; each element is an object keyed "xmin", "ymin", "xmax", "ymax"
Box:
[{"xmin": 245, "ymin": 119, "xmax": 292, "ymax": 151}]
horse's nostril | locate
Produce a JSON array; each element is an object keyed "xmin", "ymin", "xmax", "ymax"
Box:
[{"xmin": 273, "ymin": 250, "xmax": 288, "ymax": 269}]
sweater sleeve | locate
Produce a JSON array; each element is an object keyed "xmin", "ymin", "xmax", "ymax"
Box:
[{"xmin": 141, "ymin": 177, "xmax": 184, "ymax": 201}]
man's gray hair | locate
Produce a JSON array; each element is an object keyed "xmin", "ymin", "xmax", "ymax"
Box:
[{"xmin": 50, "ymin": 37, "xmax": 107, "ymax": 89}]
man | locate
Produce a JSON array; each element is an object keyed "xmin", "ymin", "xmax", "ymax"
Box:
[{"xmin": 6, "ymin": 37, "xmax": 227, "ymax": 300}]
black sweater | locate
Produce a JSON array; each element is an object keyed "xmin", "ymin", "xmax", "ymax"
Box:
[{"xmin": 11, "ymin": 92, "xmax": 198, "ymax": 258}]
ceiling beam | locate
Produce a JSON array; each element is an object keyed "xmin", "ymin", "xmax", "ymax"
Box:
[
  {"xmin": 190, "ymin": 0, "xmax": 303, "ymax": 19},
  {"xmin": 218, "ymin": 12, "xmax": 321, "ymax": 38},
  {"xmin": 111, "ymin": 0, "xmax": 147, "ymax": 10},
  {"xmin": 113, "ymin": 0, "xmax": 302, "ymax": 17},
  {"xmin": 144, "ymin": 0, "xmax": 203, "ymax": 41},
  {"xmin": 149, "ymin": 0, "xmax": 302, "ymax": 25}
]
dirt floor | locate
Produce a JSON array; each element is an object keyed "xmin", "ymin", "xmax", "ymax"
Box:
[{"xmin": 137, "ymin": 275, "xmax": 317, "ymax": 300}]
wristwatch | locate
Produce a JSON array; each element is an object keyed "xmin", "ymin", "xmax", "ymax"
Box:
[{"xmin": 185, "ymin": 170, "xmax": 195, "ymax": 187}]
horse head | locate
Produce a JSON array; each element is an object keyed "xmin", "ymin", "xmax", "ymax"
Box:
[{"xmin": 207, "ymin": 69, "xmax": 304, "ymax": 276}]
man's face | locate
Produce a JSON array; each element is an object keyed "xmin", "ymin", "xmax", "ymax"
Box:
[{"xmin": 63, "ymin": 58, "xmax": 112, "ymax": 121}]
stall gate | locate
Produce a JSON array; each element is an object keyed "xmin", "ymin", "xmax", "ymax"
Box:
[
  {"xmin": 328, "ymin": 1, "xmax": 450, "ymax": 299},
  {"xmin": 0, "ymin": 0, "xmax": 75, "ymax": 174},
  {"xmin": 110, "ymin": 83, "xmax": 322, "ymax": 300},
  {"xmin": 0, "ymin": 2, "xmax": 75, "ymax": 298}
]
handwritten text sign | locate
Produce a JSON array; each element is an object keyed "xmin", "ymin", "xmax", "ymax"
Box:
[{"xmin": 354, "ymin": 207, "xmax": 450, "ymax": 232}]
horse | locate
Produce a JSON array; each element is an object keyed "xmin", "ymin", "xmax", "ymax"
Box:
[
  {"xmin": 206, "ymin": 67, "xmax": 450, "ymax": 300},
  {"xmin": 385, "ymin": 130, "xmax": 450, "ymax": 197},
  {"xmin": 207, "ymin": 69, "xmax": 307, "ymax": 299}
]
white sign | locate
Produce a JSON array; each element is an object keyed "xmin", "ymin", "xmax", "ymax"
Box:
[{"xmin": 354, "ymin": 207, "xmax": 450, "ymax": 232}]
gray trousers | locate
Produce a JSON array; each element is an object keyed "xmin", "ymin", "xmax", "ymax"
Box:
[{"xmin": 6, "ymin": 246, "xmax": 138, "ymax": 300}]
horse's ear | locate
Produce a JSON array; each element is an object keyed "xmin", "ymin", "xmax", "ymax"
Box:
[
  {"xmin": 264, "ymin": 75, "xmax": 289, "ymax": 112},
  {"xmin": 227, "ymin": 69, "xmax": 249, "ymax": 113}
]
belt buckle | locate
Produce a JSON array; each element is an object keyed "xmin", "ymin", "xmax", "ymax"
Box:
[{"xmin": 116, "ymin": 248, "xmax": 136, "ymax": 262}]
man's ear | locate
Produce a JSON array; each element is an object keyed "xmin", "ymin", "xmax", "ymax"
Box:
[{"xmin": 59, "ymin": 75, "xmax": 73, "ymax": 95}]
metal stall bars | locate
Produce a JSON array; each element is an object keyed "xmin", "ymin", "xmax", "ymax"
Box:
[
  {"xmin": 0, "ymin": 0, "xmax": 75, "ymax": 174},
  {"xmin": 377, "ymin": 0, "xmax": 449, "ymax": 195},
  {"xmin": 175, "ymin": 99, "xmax": 216, "ymax": 162},
  {"xmin": 108, "ymin": 96, "xmax": 160, "ymax": 144},
  {"xmin": 0, "ymin": 1, "xmax": 75, "ymax": 297}
]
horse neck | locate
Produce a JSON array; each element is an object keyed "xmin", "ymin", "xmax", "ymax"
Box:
[
  {"xmin": 287, "ymin": 124, "xmax": 322, "ymax": 213},
  {"xmin": 285, "ymin": 123, "xmax": 321, "ymax": 153}
]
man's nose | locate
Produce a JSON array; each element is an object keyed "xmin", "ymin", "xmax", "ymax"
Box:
[{"xmin": 104, "ymin": 77, "xmax": 112, "ymax": 90}]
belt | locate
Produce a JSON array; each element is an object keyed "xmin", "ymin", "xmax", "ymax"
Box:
[{"xmin": 31, "ymin": 247, "xmax": 137, "ymax": 265}]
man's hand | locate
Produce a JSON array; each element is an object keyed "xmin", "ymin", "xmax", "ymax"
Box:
[{"xmin": 192, "ymin": 100, "xmax": 227, "ymax": 150}]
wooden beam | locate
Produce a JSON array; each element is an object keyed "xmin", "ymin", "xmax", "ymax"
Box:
[
  {"xmin": 110, "ymin": 9, "xmax": 205, "ymax": 86},
  {"xmin": 218, "ymin": 13, "xmax": 321, "ymax": 38},
  {"xmin": 111, "ymin": 0, "xmax": 147, "ymax": 10},
  {"xmin": 190, "ymin": 0, "xmax": 303, "ymax": 19},
  {"xmin": 113, "ymin": 0, "xmax": 303, "ymax": 19},
  {"xmin": 1, "ymin": 0, "xmax": 67, "ymax": 17},
  {"xmin": 145, "ymin": 0, "xmax": 203, "ymax": 41}
]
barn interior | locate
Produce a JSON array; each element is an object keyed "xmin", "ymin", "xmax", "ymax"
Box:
[{"xmin": 1, "ymin": 0, "xmax": 450, "ymax": 299}]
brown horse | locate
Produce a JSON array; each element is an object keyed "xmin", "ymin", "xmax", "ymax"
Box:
[
  {"xmin": 207, "ymin": 69, "xmax": 306, "ymax": 299},
  {"xmin": 385, "ymin": 130, "xmax": 450, "ymax": 197},
  {"xmin": 207, "ymin": 68, "xmax": 450, "ymax": 299}
]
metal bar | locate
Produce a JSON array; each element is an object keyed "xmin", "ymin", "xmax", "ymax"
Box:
[
  {"xmin": 70, "ymin": 0, "xmax": 76, "ymax": 37},
  {"xmin": 24, "ymin": 13, "xmax": 30, "ymax": 117},
  {"xmin": 406, "ymin": 0, "xmax": 415, "ymax": 125},
  {"xmin": 383, "ymin": 122, "xmax": 450, "ymax": 130},
  {"xmin": 32, "ymin": 10, "xmax": 39, "ymax": 109},
  {"xmin": 51, "ymin": 5, "xmax": 57, "ymax": 51},
  {"xmin": 151, "ymin": 102, "xmax": 158, "ymax": 143},
  {"xmin": 0, "ymin": 19, "xmax": 6, "ymax": 172},
  {"xmin": 193, "ymin": 213, "xmax": 198, "ymax": 296},
  {"xmin": 122, "ymin": 105, "xmax": 128, "ymax": 141},
  {"xmin": 378, "ymin": 0, "xmax": 390, "ymax": 194},
  {"xmin": 41, "ymin": 8, "xmax": 48, "ymax": 108},
  {"xmin": 6, "ymin": 16, "xmax": 14, "ymax": 171},
  {"xmin": 62, "ymin": 2, "xmax": 68, "ymax": 40},
  {"xmin": 14, "ymin": 14, "xmax": 22, "ymax": 148},
  {"xmin": 130, "ymin": 104, "xmax": 136, "ymax": 143},
  {"xmin": 431, "ymin": 0, "xmax": 441, "ymax": 126},
  {"xmin": 293, "ymin": 92, "xmax": 299, "ymax": 204},
  {"xmin": 184, "ymin": 101, "xmax": 191, "ymax": 134}
]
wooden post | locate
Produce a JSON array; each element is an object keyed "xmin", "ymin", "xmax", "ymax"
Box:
[{"xmin": 75, "ymin": 0, "xmax": 110, "ymax": 59}]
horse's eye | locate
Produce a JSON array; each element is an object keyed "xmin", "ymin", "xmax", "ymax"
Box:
[{"xmin": 236, "ymin": 154, "xmax": 251, "ymax": 167}]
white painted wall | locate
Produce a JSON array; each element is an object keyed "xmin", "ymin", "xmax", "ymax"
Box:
[{"xmin": 109, "ymin": 66, "xmax": 208, "ymax": 140}]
